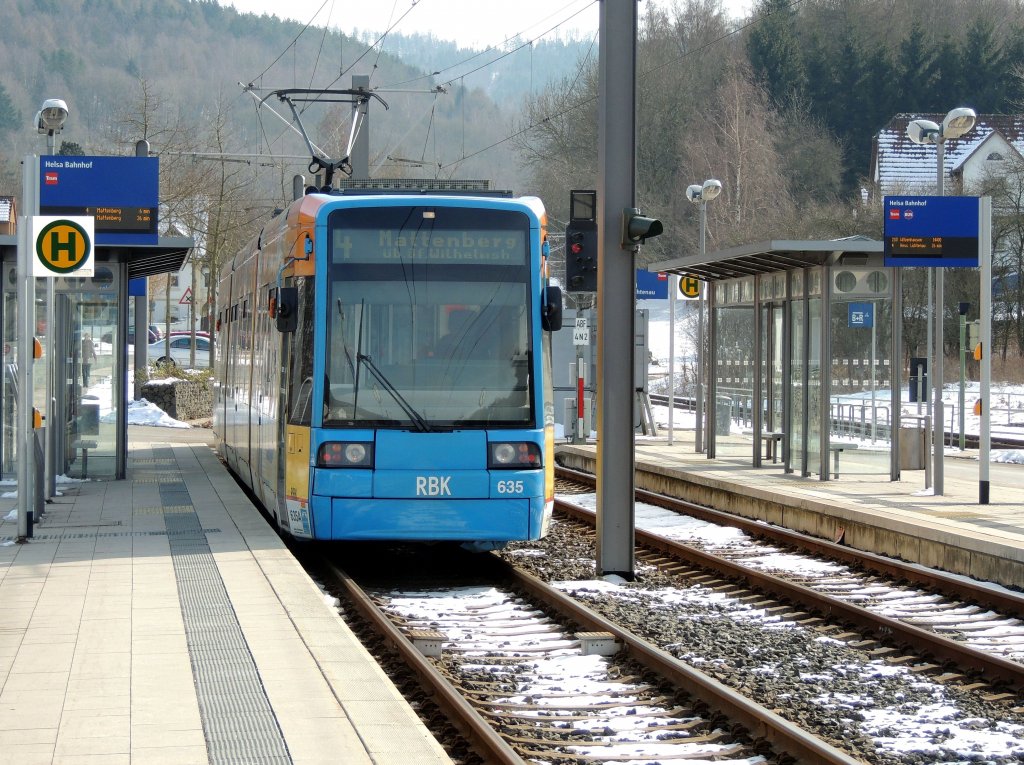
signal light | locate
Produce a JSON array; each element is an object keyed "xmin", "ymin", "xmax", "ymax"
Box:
[
  {"xmin": 973, "ymin": 343, "xmax": 982, "ymax": 361},
  {"xmin": 974, "ymin": 400, "xmax": 983, "ymax": 416},
  {"xmin": 33, "ymin": 338, "xmax": 43, "ymax": 359},
  {"xmin": 621, "ymin": 207, "xmax": 663, "ymax": 248},
  {"xmin": 564, "ymin": 225, "xmax": 597, "ymax": 292},
  {"xmin": 32, "ymin": 408, "xmax": 42, "ymax": 428}
]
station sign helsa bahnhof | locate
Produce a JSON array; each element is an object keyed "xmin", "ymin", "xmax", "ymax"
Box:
[
  {"xmin": 883, "ymin": 195, "xmax": 979, "ymax": 268},
  {"xmin": 38, "ymin": 155, "xmax": 158, "ymax": 246}
]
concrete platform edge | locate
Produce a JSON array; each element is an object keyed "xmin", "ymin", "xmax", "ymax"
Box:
[{"xmin": 557, "ymin": 445, "xmax": 1024, "ymax": 589}]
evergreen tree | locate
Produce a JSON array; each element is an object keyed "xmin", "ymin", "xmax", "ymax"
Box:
[
  {"xmin": 862, "ymin": 46, "xmax": 899, "ymax": 137},
  {"xmin": 801, "ymin": 32, "xmax": 837, "ymax": 123},
  {"xmin": 0, "ymin": 83, "xmax": 20, "ymax": 135},
  {"xmin": 896, "ymin": 21, "xmax": 937, "ymax": 112},
  {"xmin": 833, "ymin": 32, "xmax": 872, "ymax": 189},
  {"xmin": 57, "ymin": 141, "xmax": 85, "ymax": 156},
  {"xmin": 961, "ymin": 18, "xmax": 1004, "ymax": 112},
  {"xmin": 746, "ymin": 0, "xmax": 806, "ymax": 105},
  {"xmin": 928, "ymin": 34, "xmax": 964, "ymax": 110},
  {"xmin": 999, "ymin": 25, "xmax": 1024, "ymax": 109}
]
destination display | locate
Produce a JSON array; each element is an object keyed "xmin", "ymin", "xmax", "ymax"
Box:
[
  {"xmin": 883, "ymin": 195, "xmax": 980, "ymax": 268},
  {"xmin": 332, "ymin": 228, "xmax": 527, "ymax": 265},
  {"xmin": 40, "ymin": 205, "xmax": 156, "ymax": 234},
  {"xmin": 38, "ymin": 155, "xmax": 159, "ymax": 245}
]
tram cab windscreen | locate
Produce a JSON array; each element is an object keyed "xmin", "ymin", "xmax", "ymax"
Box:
[{"xmin": 325, "ymin": 206, "xmax": 535, "ymax": 430}]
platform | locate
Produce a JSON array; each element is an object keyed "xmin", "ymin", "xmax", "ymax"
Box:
[
  {"xmin": 557, "ymin": 433, "xmax": 1024, "ymax": 590},
  {"xmin": 0, "ymin": 425, "xmax": 452, "ymax": 765}
]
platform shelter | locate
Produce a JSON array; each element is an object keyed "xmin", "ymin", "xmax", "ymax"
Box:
[
  {"xmin": 0, "ymin": 233, "xmax": 192, "ymax": 480},
  {"xmin": 651, "ymin": 238, "xmax": 919, "ymax": 481}
]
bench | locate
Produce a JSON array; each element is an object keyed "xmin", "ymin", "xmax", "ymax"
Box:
[
  {"xmin": 760, "ymin": 432, "xmax": 785, "ymax": 463},
  {"xmin": 828, "ymin": 442, "xmax": 859, "ymax": 478},
  {"xmin": 71, "ymin": 439, "xmax": 97, "ymax": 478}
]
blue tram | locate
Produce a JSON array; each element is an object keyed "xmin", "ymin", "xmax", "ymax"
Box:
[{"xmin": 213, "ymin": 190, "xmax": 563, "ymax": 547}]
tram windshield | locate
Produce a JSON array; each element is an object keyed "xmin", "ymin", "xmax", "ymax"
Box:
[{"xmin": 324, "ymin": 206, "xmax": 534, "ymax": 429}]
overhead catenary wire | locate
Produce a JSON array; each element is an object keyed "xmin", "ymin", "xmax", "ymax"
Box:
[
  {"xmin": 439, "ymin": 0, "xmax": 807, "ymax": 171},
  {"xmin": 374, "ymin": 1, "xmax": 597, "ymax": 175},
  {"xmin": 250, "ymin": 0, "xmax": 594, "ymax": 175},
  {"xmin": 243, "ymin": 0, "xmax": 804, "ymax": 183},
  {"xmin": 379, "ymin": 0, "xmax": 595, "ymax": 90},
  {"xmin": 245, "ymin": 2, "xmax": 420, "ymax": 166}
]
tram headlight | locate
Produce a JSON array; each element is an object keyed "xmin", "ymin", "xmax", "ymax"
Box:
[
  {"xmin": 488, "ymin": 441, "xmax": 542, "ymax": 469},
  {"xmin": 317, "ymin": 441, "xmax": 374, "ymax": 468}
]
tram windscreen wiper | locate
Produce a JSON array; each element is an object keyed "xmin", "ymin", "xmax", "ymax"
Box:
[{"xmin": 356, "ymin": 353, "xmax": 431, "ymax": 432}]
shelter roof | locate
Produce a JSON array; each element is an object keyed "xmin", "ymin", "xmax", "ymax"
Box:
[
  {"xmin": 0, "ymin": 235, "xmax": 193, "ymax": 279},
  {"xmin": 649, "ymin": 238, "xmax": 882, "ymax": 281}
]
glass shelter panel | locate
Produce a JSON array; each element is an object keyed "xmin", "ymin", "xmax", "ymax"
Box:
[
  {"xmin": 714, "ymin": 303, "xmax": 755, "ymax": 458},
  {"xmin": 761, "ymin": 303, "xmax": 784, "ymax": 436},
  {"xmin": 828, "ymin": 268, "xmax": 893, "ymax": 476},
  {"xmin": 789, "ymin": 296, "xmax": 806, "ymax": 473},
  {"xmin": 807, "ymin": 296, "xmax": 823, "ymax": 474}
]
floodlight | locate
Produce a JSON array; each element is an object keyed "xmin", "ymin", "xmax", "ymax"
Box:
[
  {"xmin": 701, "ymin": 179, "xmax": 722, "ymax": 200},
  {"xmin": 686, "ymin": 184, "xmax": 702, "ymax": 203},
  {"xmin": 907, "ymin": 119, "xmax": 940, "ymax": 145},
  {"xmin": 38, "ymin": 98, "xmax": 68, "ymax": 132},
  {"xmin": 941, "ymin": 107, "xmax": 976, "ymax": 139}
]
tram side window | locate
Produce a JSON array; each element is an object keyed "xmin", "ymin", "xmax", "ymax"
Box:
[{"xmin": 286, "ymin": 277, "xmax": 315, "ymax": 426}]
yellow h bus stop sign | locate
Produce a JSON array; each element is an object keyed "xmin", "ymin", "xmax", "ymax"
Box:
[
  {"xmin": 31, "ymin": 215, "xmax": 94, "ymax": 277},
  {"xmin": 679, "ymin": 274, "xmax": 701, "ymax": 299}
]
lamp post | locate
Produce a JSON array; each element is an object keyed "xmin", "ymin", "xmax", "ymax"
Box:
[
  {"xmin": 906, "ymin": 107, "xmax": 976, "ymax": 496},
  {"xmin": 685, "ymin": 179, "xmax": 721, "ymax": 454},
  {"xmin": 36, "ymin": 99, "xmax": 69, "ymax": 505}
]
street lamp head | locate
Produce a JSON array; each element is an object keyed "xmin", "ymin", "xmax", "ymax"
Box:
[
  {"xmin": 941, "ymin": 107, "xmax": 976, "ymax": 140},
  {"xmin": 907, "ymin": 119, "xmax": 940, "ymax": 145},
  {"xmin": 686, "ymin": 184, "xmax": 703, "ymax": 204},
  {"xmin": 37, "ymin": 98, "xmax": 68, "ymax": 133},
  {"xmin": 701, "ymin": 179, "xmax": 722, "ymax": 201}
]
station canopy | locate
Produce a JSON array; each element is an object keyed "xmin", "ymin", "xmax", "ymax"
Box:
[{"xmin": 650, "ymin": 237, "xmax": 883, "ymax": 281}]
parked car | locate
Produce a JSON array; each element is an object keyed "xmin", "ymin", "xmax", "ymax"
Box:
[
  {"xmin": 166, "ymin": 330, "xmax": 210, "ymax": 340},
  {"xmin": 148, "ymin": 334, "xmax": 211, "ymax": 369},
  {"xmin": 101, "ymin": 327, "xmax": 159, "ymax": 345}
]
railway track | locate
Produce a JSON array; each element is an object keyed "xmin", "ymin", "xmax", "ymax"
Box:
[
  {"xmin": 555, "ymin": 465, "xmax": 1024, "ymax": 694},
  {"xmin": 317, "ymin": 551, "xmax": 860, "ymax": 765}
]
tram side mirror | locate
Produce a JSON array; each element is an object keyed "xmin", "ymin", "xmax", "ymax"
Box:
[
  {"xmin": 541, "ymin": 285, "xmax": 563, "ymax": 332},
  {"xmin": 274, "ymin": 287, "xmax": 298, "ymax": 333}
]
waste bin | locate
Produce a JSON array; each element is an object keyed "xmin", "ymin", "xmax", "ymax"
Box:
[
  {"xmin": 80, "ymin": 397, "xmax": 100, "ymax": 435},
  {"xmin": 899, "ymin": 425, "xmax": 926, "ymax": 470},
  {"xmin": 716, "ymin": 395, "xmax": 733, "ymax": 436}
]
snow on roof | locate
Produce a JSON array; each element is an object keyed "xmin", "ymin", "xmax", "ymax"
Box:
[{"xmin": 873, "ymin": 113, "xmax": 1024, "ymax": 193}]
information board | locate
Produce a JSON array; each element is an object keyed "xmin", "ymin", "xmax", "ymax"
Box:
[
  {"xmin": 38, "ymin": 156, "xmax": 159, "ymax": 245},
  {"xmin": 635, "ymin": 269, "xmax": 668, "ymax": 299},
  {"xmin": 883, "ymin": 195, "xmax": 979, "ymax": 268}
]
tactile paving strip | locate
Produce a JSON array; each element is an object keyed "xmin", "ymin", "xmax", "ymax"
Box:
[{"xmin": 159, "ymin": 477, "xmax": 293, "ymax": 764}]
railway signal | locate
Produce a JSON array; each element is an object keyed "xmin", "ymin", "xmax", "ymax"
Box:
[
  {"xmin": 565, "ymin": 225, "xmax": 597, "ymax": 292},
  {"xmin": 566, "ymin": 190, "xmax": 598, "ymax": 293},
  {"xmin": 621, "ymin": 207, "xmax": 663, "ymax": 248}
]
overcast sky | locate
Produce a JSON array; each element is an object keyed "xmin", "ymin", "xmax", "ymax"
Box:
[{"xmin": 220, "ymin": 0, "xmax": 754, "ymax": 49}]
